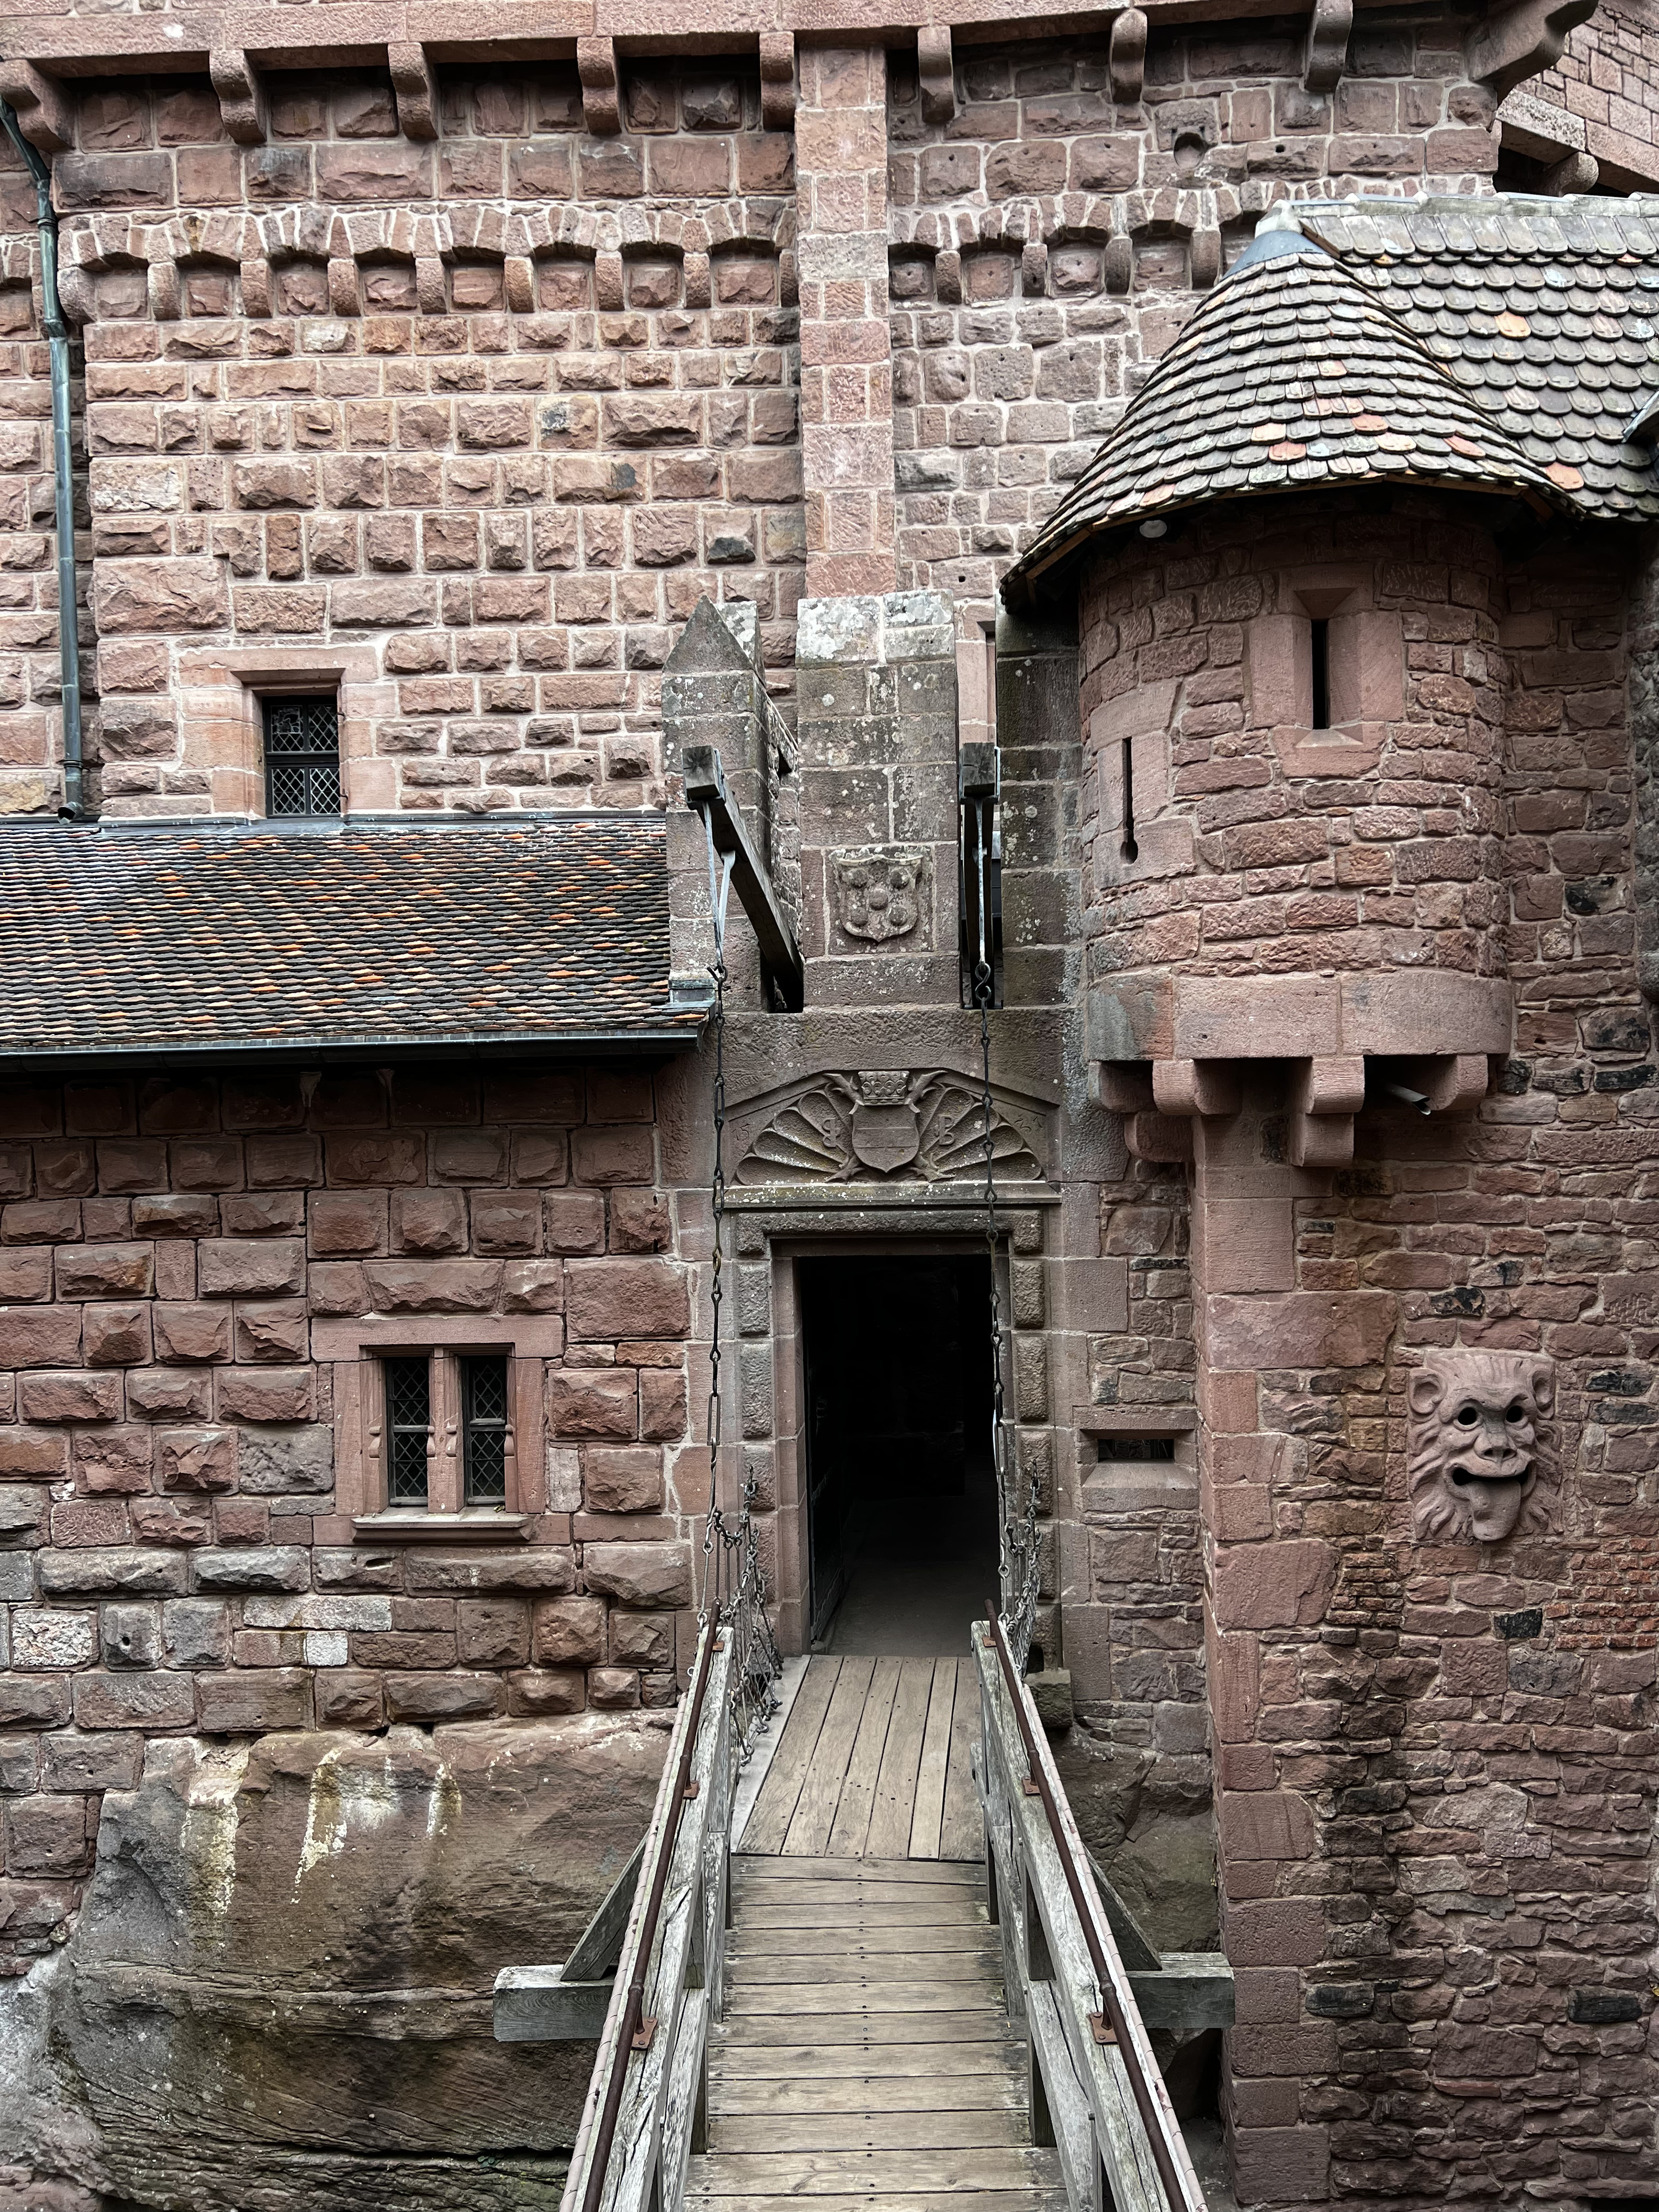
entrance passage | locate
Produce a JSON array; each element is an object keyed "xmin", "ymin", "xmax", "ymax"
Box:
[{"xmin": 799, "ymin": 1255, "xmax": 1000, "ymax": 1654}]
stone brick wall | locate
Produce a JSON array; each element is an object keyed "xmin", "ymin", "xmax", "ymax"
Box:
[
  {"xmin": 1077, "ymin": 495, "xmax": 1512, "ymax": 994},
  {"xmin": 0, "ymin": 156, "xmax": 69, "ymax": 821},
  {"xmin": 0, "ymin": 1056, "xmax": 713, "ymax": 1974},
  {"xmin": 22, "ymin": 60, "xmax": 802, "ymax": 817},
  {"xmin": 1120, "ymin": 505, "xmax": 1659, "ymax": 2204},
  {"xmin": 887, "ymin": 20, "xmax": 1504, "ymax": 616},
  {"xmin": 1525, "ymin": 0, "xmax": 1659, "ymax": 185}
]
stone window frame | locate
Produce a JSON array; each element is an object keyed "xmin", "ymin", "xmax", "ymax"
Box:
[
  {"xmin": 316, "ymin": 1313, "xmax": 561, "ymax": 1540},
  {"xmin": 172, "ymin": 644, "xmax": 390, "ymax": 819},
  {"xmin": 1244, "ymin": 562, "xmax": 1406, "ymax": 780}
]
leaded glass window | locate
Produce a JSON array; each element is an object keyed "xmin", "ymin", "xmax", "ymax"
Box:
[
  {"xmin": 385, "ymin": 1357, "xmax": 431, "ymax": 1505},
  {"xmin": 264, "ymin": 695, "xmax": 341, "ymax": 818},
  {"xmin": 463, "ymin": 1357, "xmax": 509, "ymax": 1506}
]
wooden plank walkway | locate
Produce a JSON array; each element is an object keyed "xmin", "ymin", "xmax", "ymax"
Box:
[
  {"xmin": 685, "ymin": 1858, "xmax": 1065, "ymax": 2209},
  {"xmin": 683, "ymin": 1661, "xmax": 1062, "ymax": 2205},
  {"xmin": 737, "ymin": 1656, "xmax": 982, "ymax": 1864}
]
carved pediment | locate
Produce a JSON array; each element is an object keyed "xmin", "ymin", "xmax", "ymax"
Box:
[{"xmin": 734, "ymin": 1070, "xmax": 1045, "ymax": 1186}]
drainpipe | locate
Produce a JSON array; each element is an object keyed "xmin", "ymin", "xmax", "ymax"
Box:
[{"xmin": 0, "ymin": 98, "xmax": 84, "ymax": 818}]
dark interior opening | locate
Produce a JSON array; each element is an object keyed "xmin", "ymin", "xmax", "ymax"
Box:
[{"xmin": 799, "ymin": 1254, "xmax": 1000, "ymax": 1656}]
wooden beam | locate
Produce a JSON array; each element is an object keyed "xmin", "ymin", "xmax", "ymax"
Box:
[{"xmin": 683, "ymin": 743, "xmax": 805, "ymax": 1013}]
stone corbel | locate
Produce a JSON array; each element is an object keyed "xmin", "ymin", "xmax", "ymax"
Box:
[
  {"xmin": 1545, "ymin": 149, "xmax": 1598, "ymax": 191},
  {"xmin": 918, "ymin": 27, "xmax": 956, "ymax": 127},
  {"xmin": 1110, "ymin": 8, "xmax": 1148, "ymax": 105},
  {"xmin": 1466, "ymin": 0, "xmax": 1597, "ymax": 102},
  {"xmin": 577, "ymin": 36, "xmax": 622, "ymax": 135},
  {"xmin": 1152, "ymin": 1058, "xmax": 1241, "ymax": 1119},
  {"xmin": 759, "ymin": 34, "xmax": 796, "ymax": 132},
  {"xmin": 389, "ymin": 44, "xmax": 439, "ymax": 142},
  {"xmin": 0, "ymin": 60, "xmax": 72, "ymax": 154},
  {"xmin": 1401, "ymin": 1053, "xmax": 1491, "ymax": 1113},
  {"xmin": 210, "ymin": 49, "xmax": 267, "ymax": 146},
  {"xmin": 1303, "ymin": 0, "xmax": 1352, "ymax": 93},
  {"xmin": 1287, "ymin": 1055, "xmax": 1365, "ymax": 1168}
]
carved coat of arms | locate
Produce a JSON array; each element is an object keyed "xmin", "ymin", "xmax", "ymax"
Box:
[
  {"xmin": 831, "ymin": 848, "xmax": 931, "ymax": 944},
  {"xmin": 737, "ymin": 1071, "xmax": 1043, "ymax": 1185}
]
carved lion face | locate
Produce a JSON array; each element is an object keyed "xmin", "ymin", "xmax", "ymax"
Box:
[{"xmin": 1407, "ymin": 1352, "xmax": 1557, "ymax": 1544}]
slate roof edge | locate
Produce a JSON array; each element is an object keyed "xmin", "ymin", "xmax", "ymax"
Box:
[
  {"xmin": 0, "ymin": 1022, "xmax": 706, "ymax": 1073},
  {"xmin": 0, "ymin": 810, "xmax": 669, "ymax": 839}
]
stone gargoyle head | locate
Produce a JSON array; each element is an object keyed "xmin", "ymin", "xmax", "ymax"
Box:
[{"xmin": 1406, "ymin": 1351, "xmax": 1558, "ymax": 1543}]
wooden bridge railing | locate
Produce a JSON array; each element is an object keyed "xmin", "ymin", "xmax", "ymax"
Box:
[
  {"xmin": 975, "ymin": 1614, "xmax": 1212, "ymax": 2212},
  {"xmin": 543, "ymin": 1621, "xmax": 735, "ymax": 2212}
]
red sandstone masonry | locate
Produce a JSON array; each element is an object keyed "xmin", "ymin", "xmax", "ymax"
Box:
[{"xmin": 0, "ymin": 1059, "xmax": 713, "ymax": 1971}]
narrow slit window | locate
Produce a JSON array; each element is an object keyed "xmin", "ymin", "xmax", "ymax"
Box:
[
  {"xmin": 1310, "ymin": 619, "xmax": 1331, "ymax": 731},
  {"xmin": 264, "ymin": 695, "xmax": 341, "ymax": 818},
  {"xmin": 1097, "ymin": 1436, "xmax": 1177, "ymax": 1463},
  {"xmin": 463, "ymin": 1357, "xmax": 510, "ymax": 1506},
  {"xmin": 385, "ymin": 1357, "xmax": 431, "ymax": 1505},
  {"xmin": 1119, "ymin": 737, "xmax": 1139, "ymax": 862}
]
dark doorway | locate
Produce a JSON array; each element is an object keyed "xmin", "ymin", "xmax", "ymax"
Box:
[{"xmin": 799, "ymin": 1255, "xmax": 1001, "ymax": 1655}]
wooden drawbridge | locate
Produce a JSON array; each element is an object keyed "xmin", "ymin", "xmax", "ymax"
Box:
[{"xmin": 498, "ymin": 1635, "xmax": 1231, "ymax": 2212}]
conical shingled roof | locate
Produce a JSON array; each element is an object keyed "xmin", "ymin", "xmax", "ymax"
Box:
[{"xmin": 1008, "ymin": 235, "xmax": 1572, "ymax": 589}]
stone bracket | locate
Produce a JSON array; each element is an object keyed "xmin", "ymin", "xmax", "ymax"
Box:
[
  {"xmin": 759, "ymin": 33, "xmax": 796, "ymax": 132},
  {"xmin": 1303, "ymin": 0, "xmax": 1352, "ymax": 92},
  {"xmin": 209, "ymin": 48, "xmax": 267, "ymax": 146},
  {"xmin": 1109, "ymin": 7, "xmax": 1148, "ymax": 104},
  {"xmin": 577, "ymin": 35, "xmax": 621, "ymax": 135},
  {"xmin": 1152, "ymin": 1057, "xmax": 1240, "ymax": 1119},
  {"xmin": 388, "ymin": 43, "xmax": 439, "ymax": 142},
  {"xmin": 0, "ymin": 59, "xmax": 72, "ymax": 153},
  {"xmin": 1403, "ymin": 1052, "xmax": 1490, "ymax": 1113},
  {"xmin": 684, "ymin": 742, "xmax": 805, "ymax": 1012},
  {"xmin": 1466, "ymin": 0, "xmax": 1598, "ymax": 100},
  {"xmin": 918, "ymin": 26, "xmax": 956, "ymax": 127}
]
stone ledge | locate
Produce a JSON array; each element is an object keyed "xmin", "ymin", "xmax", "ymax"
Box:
[
  {"xmin": 352, "ymin": 1511, "xmax": 532, "ymax": 1541},
  {"xmin": 1087, "ymin": 968, "xmax": 1515, "ymax": 1063}
]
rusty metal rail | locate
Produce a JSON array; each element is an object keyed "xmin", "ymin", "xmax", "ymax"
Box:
[{"xmin": 977, "ymin": 1609, "xmax": 1210, "ymax": 2212}]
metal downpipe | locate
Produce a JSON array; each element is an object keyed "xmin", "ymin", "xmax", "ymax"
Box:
[{"xmin": 0, "ymin": 97, "xmax": 84, "ymax": 818}]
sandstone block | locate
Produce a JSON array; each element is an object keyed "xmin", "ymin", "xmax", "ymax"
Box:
[
  {"xmin": 639, "ymin": 1369, "xmax": 687, "ymax": 1443},
  {"xmin": 566, "ymin": 1260, "xmax": 689, "ymax": 1342},
  {"xmin": 4, "ymin": 1792, "xmax": 94, "ymax": 1877},
  {"xmin": 315, "ymin": 1670, "xmax": 385, "ymax": 1727},
  {"xmin": 41, "ymin": 1730, "xmax": 142, "ymax": 1791},
  {"xmin": 547, "ymin": 1368, "xmax": 637, "ymax": 1439},
  {"xmin": 3, "ymin": 1307, "xmax": 84, "ymax": 1367},
  {"xmin": 191, "ymin": 1548, "xmax": 310, "ymax": 1594},
  {"xmin": 154, "ymin": 1303, "xmax": 234, "ymax": 1363},
  {"xmin": 237, "ymin": 1423, "xmax": 333, "ymax": 1496},
  {"xmin": 198, "ymin": 1240, "xmax": 305, "ymax": 1299},
  {"xmin": 507, "ymin": 1668, "xmax": 586, "ymax": 1715},
  {"xmin": 582, "ymin": 1542, "xmax": 691, "ymax": 1610},
  {"xmin": 20, "ymin": 1372, "xmax": 122, "ymax": 1422},
  {"xmin": 570, "ymin": 1128, "xmax": 654, "ymax": 1187},
  {"xmin": 361, "ymin": 1261, "xmax": 502, "ymax": 1313},
  {"xmin": 0, "ymin": 1675, "xmax": 71, "ymax": 1726},
  {"xmin": 101, "ymin": 1601, "xmax": 160, "ymax": 1669},
  {"xmin": 163, "ymin": 1598, "xmax": 232, "ymax": 1668},
  {"xmin": 587, "ymin": 1667, "xmax": 640, "ymax": 1710},
  {"xmin": 73, "ymin": 1670, "xmax": 196, "ymax": 1729},
  {"xmin": 217, "ymin": 1367, "xmax": 315, "ymax": 1423},
  {"xmin": 94, "ymin": 559, "xmax": 229, "ymax": 634},
  {"xmin": 531, "ymin": 1594, "xmax": 607, "ymax": 1666},
  {"xmin": 455, "ymin": 1599, "xmax": 531, "ymax": 1667},
  {"xmin": 0, "ymin": 1428, "xmax": 68, "ymax": 1476},
  {"xmin": 608, "ymin": 1611, "xmax": 672, "ymax": 1669},
  {"xmin": 544, "ymin": 1192, "xmax": 606, "ymax": 1254},
  {"xmin": 194, "ymin": 1668, "xmax": 313, "ymax": 1734},
  {"xmin": 56, "ymin": 1241, "xmax": 156, "ymax": 1301},
  {"xmin": 39, "ymin": 1545, "xmax": 187, "ymax": 1596},
  {"xmin": 581, "ymin": 1447, "xmax": 664, "ymax": 1515},
  {"xmin": 404, "ymin": 1550, "xmax": 576, "ymax": 1596},
  {"xmin": 1214, "ymin": 1542, "xmax": 1338, "ymax": 1630},
  {"xmin": 11, "ymin": 1606, "xmax": 97, "ymax": 1669},
  {"xmin": 82, "ymin": 1304, "xmax": 152, "ymax": 1366},
  {"xmin": 385, "ymin": 1672, "xmax": 503, "ymax": 1721},
  {"xmin": 128, "ymin": 1369, "xmax": 213, "ymax": 1420},
  {"xmin": 157, "ymin": 1427, "xmax": 237, "ymax": 1493},
  {"xmin": 390, "ymin": 1188, "xmax": 468, "ymax": 1254}
]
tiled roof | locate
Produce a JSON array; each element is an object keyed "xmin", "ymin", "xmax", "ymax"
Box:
[
  {"xmin": 1299, "ymin": 194, "xmax": 1659, "ymax": 521},
  {"xmin": 1010, "ymin": 232, "xmax": 1570, "ymax": 583},
  {"xmin": 0, "ymin": 818, "xmax": 700, "ymax": 1061}
]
